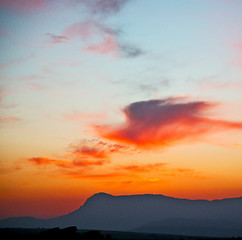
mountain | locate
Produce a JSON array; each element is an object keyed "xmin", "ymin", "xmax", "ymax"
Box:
[{"xmin": 0, "ymin": 192, "xmax": 242, "ymax": 237}]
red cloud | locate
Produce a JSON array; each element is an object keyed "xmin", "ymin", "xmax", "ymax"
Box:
[
  {"xmin": 69, "ymin": 139, "xmax": 132, "ymax": 160},
  {"xmin": 119, "ymin": 163, "xmax": 167, "ymax": 173},
  {"xmin": 96, "ymin": 97, "xmax": 242, "ymax": 148},
  {"xmin": 28, "ymin": 157, "xmax": 107, "ymax": 168},
  {"xmin": 29, "ymin": 140, "xmax": 131, "ymax": 171},
  {"xmin": 72, "ymin": 146, "xmax": 108, "ymax": 159},
  {"xmin": 29, "ymin": 157, "xmax": 70, "ymax": 168}
]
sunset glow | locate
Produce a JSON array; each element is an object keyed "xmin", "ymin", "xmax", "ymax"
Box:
[{"xmin": 0, "ymin": 0, "xmax": 242, "ymax": 220}]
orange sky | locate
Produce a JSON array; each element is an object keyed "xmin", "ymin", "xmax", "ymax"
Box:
[{"xmin": 1, "ymin": 0, "xmax": 242, "ymax": 219}]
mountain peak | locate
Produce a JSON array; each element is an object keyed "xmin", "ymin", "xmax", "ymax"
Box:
[
  {"xmin": 92, "ymin": 192, "xmax": 113, "ymax": 197},
  {"xmin": 83, "ymin": 192, "xmax": 113, "ymax": 206}
]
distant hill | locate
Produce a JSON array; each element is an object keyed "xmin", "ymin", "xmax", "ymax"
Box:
[{"xmin": 0, "ymin": 192, "xmax": 242, "ymax": 237}]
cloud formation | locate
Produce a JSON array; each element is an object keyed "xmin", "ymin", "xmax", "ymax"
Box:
[
  {"xmin": 0, "ymin": 116, "xmax": 20, "ymax": 124},
  {"xmin": 80, "ymin": 0, "xmax": 129, "ymax": 15},
  {"xmin": 85, "ymin": 35, "xmax": 118, "ymax": 55},
  {"xmin": 29, "ymin": 139, "xmax": 132, "ymax": 171},
  {"xmin": 62, "ymin": 5, "xmax": 144, "ymax": 58},
  {"xmin": 119, "ymin": 43, "xmax": 145, "ymax": 58},
  {"xmin": 68, "ymin": 139, "xmax": 132, "ymax": 159},
  {"xmin": 0, "ymin": 0, "xmax": 47, "ymax": 12},
  {"xmin": 63, "ymin": 21, "xmax": 110, "ymax": 40},
  {"xmin": 96, "ymin": 97, "xmax": 242, "ymax": 148},
  {"xmin": 46, "ymin": 33, "xmax": 69, "ymax": 44},
  {"xmin": 63, "ymin": 112, "xmax": 106, "ymax": 121},
  {"xmin": 63, "ymin": 21, "xmax": 121, "ymax": 56},
  {"xmin": 28, "ymin": 157, "xmax": 106, "ymax": 169},
  {"xmin": 118, "ymin": 163, "xmax": 167, "ymax": 173}
]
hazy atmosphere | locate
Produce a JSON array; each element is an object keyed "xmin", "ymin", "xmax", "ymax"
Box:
[{"xmin": 0, "ymin": 0, "xmax": 242, "ymax": 220}]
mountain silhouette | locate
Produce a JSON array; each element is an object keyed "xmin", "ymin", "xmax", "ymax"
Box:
[{"xmin": 0, "ymin": 192, "xmax": 242, "ymax": 237}]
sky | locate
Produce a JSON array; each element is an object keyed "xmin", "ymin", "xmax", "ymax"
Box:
[{"xmin": 0, "ymin": 0, "xmax": 242, "ymax": 219}]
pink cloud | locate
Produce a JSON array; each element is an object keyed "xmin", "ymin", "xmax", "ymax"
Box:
[
  {"xmin": 28, "ymin": 83, "xmax": 46, "ymax": 92},
  {"xmin": 63, "ymin": 21, "xmax": 119, "ymax": 56},
  {"xmin": 199, "ymin": 79, "xmax": 242, "ymax": 90},
  {"xmin": 85, "ymin": 35, "xmax": 118, "ymax": 56},
  {"xmin": 0, "ymin": 86, "xmax": 20, "ymax": 106},
  {"xmin": 231, "ymin": 42, "xmax": 242, "ymax": 68},
  {"xmin": 63, "ymin": 21, "xmax": 105, "ymax": 40},
  {"xmin": 0, "ymin": 116, "xmax": 20, "ymax": 124},
  {"xmin": 0, "ymin": 0, "xmax": 48, "ymax": 12},
  {"xmin": 234, "ymin": 42, "xmax": 242, "ymax": 51},
  {"xmin": 0, "ymin": 54, "xmax": 34, "ymax": 70}
]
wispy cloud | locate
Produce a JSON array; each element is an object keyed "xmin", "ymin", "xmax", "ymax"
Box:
[
  {"xmin": 200, "ymin": 80, "xmax": 242, "ymax": 90},
  {"xmin": 95, "ymin": 97, "xmax": 242, "ymax": 148},
  {"xmin": 231, "ymin": 42, "xmax": 242, "ymax": 68},
  {"xmin": 198, "ymin": 75, "xmax": 242, "ymax": 91},
  {"xmin": 46, "ymin": 33, "xmax": 69, "ymax": 44},
  {"xmin": 68, "ymin": 139, "xmax": 133, "ymax": 159},
  {"xmin": 117, "ymin": 163, "xmax": 167, "ymax": 173},
  {"xmin": 118, "ymin": 43, "xmax": 145, "ymax": 58},
  {"xmin": 63, "ymin": 21, "xmax": 114, "ymax": 40},
  {"xmin": 0, "ymin": 116, "xmax": 20, "ymax": 125},
  {"xmin": 0, "ymin": 54, "xmax": 34, "ymax": 70},
  {"xmin": 63, "ymin": 20, "xmax": 120, "ymax": 56},
  {"xmin": 0, "ymin": 86, "xmax": 20, "ymax": 109},
  {"xmin": 63, "ymin": 111, "xmax": 106, "ymax": 121},
  {"xmin": 28, "ymin": 157, "xmax": 106, "ymax": 169},
  {"xmin": 71, "ymin": 145, "xmax": 108, "ymax": 159},
  {"xmin": 61, "ymin": 1, "xmax": 144, "ymax": 58}
]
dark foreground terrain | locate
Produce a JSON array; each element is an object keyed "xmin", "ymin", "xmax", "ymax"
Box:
[{"xmin": 0, "ymin": 227, "xmax": 241, "ymax": 240}]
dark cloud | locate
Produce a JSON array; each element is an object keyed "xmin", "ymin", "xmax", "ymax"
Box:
[
  {"xmin": 139, "ymin": 79, "xmax": 170, "ymax": 95},
  {"xmin": 81, "ymin": 0, "xmax": 129, "ymax": 15},
  {"xmin": 96, "ymin": 97, "xmax": 242, "ymax": 148},
  {"xmin": 46, "ymin": 33, "xmax": 69, "ymax": 44},
  {"xmin": 119, "ymin": 43, "xmax": 145, "ymax": 58}
]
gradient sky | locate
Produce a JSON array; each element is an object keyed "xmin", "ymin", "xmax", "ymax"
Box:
[{"xmin": 1, "ymin": 0, "xmax": 242, "ymax": 219}]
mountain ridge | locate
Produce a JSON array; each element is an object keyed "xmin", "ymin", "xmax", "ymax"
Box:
[{"xmin": 1, "ymin": 192, "xmax": 242, "ymax": 237}]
